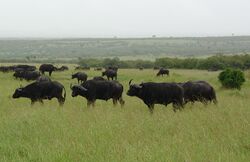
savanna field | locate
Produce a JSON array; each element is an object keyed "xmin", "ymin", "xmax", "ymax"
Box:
[{"xmin": 0, "ymin": 66, "xmax": 250, "ymax": 162}]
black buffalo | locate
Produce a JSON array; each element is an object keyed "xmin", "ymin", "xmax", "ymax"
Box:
[
  {"xmin": 127, "ymin": 80, "xmax": 184, "ymax": 113},
  {"xmin": 106, "ymin": 66, "xmax": 118, "ymax": 72},
  {"xmin": 15, "ymin": 65, "xmax": 36, "ymax": 71},
  {"xmin": 12, "ymin": 81, "xmax": 66, "ymax": 105},
  {"xmin": 72, "ymin": 72, "xmax": 88, "ymax": 83},
  {"xmin": 93, "ymin": 76, "xmax": 106, "ymax": 81},
  {"xmin": 71, "ymin": 80, "xmax": 125, "ymax": 107},
  {"xmin": 39, "ymin": 64, "xmax": 57, "ymax": 76},
  {"xmin": 156, "ymin": 68, "xmax": 169, "ymax": 76},
  {"xmin": 0, "ymin": 65, "xmax": 36, "ymax": 73},
  {"xmin": 102, "ymin": 69, "xmax": 117, "ymax": 80},
  {"xmin": 179, "ymin": 81, "xmax": 217, "ymax": 104},
  {"xmin": 75, "ymin": 66, "xmax": 90, "ymax": 70},
  {"xmin": 56, "ymin": 66, "xmax": 69, "ymax": 71},
  {"xmin": 36, "ymin": 75, "xmax": 51, "ymax": 82},
  {"xmin": 13, "ymin": 71, "xmax": 41, "ymax": 81},
  {"xmin": 94, "ymin": 67, "xmax": 102, "ymax": 71}
]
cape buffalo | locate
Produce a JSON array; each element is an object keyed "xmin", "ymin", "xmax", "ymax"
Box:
[
  {"xmin": 127, "ymin": 80, "xmax": 184, "ymax": 113},
  {"xmin": 94, "ymin": 67, "xmax": 102, "ymax": 71},
  {"xmin": 13, "ymin": 71, "xmax": 41, "ymax": 81},
  {"xmin": 56, "ymin": 66, "xmax": 69, "ymax": 71},
  {"xmin": 72, "ymin": 72, "xmax": 88, "ymax": 83},
  {"xmin": 71, "ymin": 80, "xmax": 124, "ymax": 107},
  {"xmin": 93, "ymin": 76, "xmax": 106, "ymax": 81},
  {"xmin": 156, "ymin": 68, "xmax": 169, "ymax": 76},
  {"xmin": 39, "ymin": 64, "xmax": 57, "ymax": 76},
  {"xmin": 179, "ymin": 81, "xmax": 217, "ymax": 104},
  {"xmin": 12, "ymin": 81, "xmax": 66, "ymax": 106},
  {"xmin": 36, "ymin": 75, "xmax": 51, "ymax": 82},
  {"xmin": 75, "ymin": 66, "xmax": 90, "ymax": 70},
  {"xmin": 102, "ymin": 69, "xmax": 117, "ymax": 80},
  {"xmin": 15, "ymin": 65, "xmax": 36, "ymax": 71},
  {"xmin": 106, "ymin": 66, "xmax": 118, "ymax": 72}
]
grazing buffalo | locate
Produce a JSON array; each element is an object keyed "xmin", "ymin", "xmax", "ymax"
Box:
[
  {"xmin": 0, "ymin": 66, "xmax": 12, "ymax": 73},
  {"xmin": 71, "ymin": 80, "xmax": 125, "ymax": 107},
  {"xmin": 0, "ymin": 65, "xmax": 36, "ymax": 73},
  {"xmin": 72, "ymin": 72, "xmax": 88, "ymax": 83},
  {"xmin": 12, "ymin": 81, "xmax": 66, "ymax": 106},
  {"xmin": 139, "ymin": 67, "xmax": 144, "ymax": 70},
  {"xmin": 208, "ymin": 67, "xmax": 219, "ymax": 72},
  {"xmin": 93, "ymin": 76, "xmax": 106, "ymax": 81},
  {"xmin": 13, "ymin": 71, "xmax": 41, "ymax": 81},
  {"xmin": 156, "ymin": 68, "xmax": 169, "ymax": 76},
  {"xmin": 106, "ymin": 66, "xmax": 118, "ymax": 72},
  {"xmin": 56, "ymin": 66, "xmax": 69, "ymax": 71},
  {"xmin": 127, "ymin": 80, "xmax": 184, "ymax": 113},
  {"xmin": 36, "ymin": 75, "xmax": 51, "ymax": 82},
  {"xmin": 179, "ymin": 81, "xmax": 217, "ymax": 104},
  {"xmin": 15, "ymin": 65, "xmax": 36, "ymax": 71},
  {"xmin": 75, "ymin": 66, "xmax": 90, "ymax": 70},
  {"xmin": 102, "ymin": 69, "xmax": 117, "ymax": 80},
  {"xmin": 39, "ymin": 64, "xmax": 57, "ymax": 76},
  {"xmin": 94, "ymin": 67, "xmax": 102, "ymax": 71}
]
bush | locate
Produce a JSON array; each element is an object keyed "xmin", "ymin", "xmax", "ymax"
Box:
[{"xmin": 218, "ymin": 69, "xmax": 245, "ymax": 90}]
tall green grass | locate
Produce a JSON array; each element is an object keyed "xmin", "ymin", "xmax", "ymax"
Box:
[{"xmin": 0, "ymin": 68, "xmax": 249, "ymax": 162}]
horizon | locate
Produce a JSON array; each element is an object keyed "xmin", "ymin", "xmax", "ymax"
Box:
[{"xmin": 0, "ymin": 35, "xmax": 250, "ymax": 40}]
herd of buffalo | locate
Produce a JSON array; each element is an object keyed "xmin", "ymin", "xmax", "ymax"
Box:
[{"xmin": 0, "ymin": 64, "xmax": 217, "ymax": 113}]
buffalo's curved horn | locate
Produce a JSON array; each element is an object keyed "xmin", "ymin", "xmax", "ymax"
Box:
[
  {"xmin": 135, "ymin": 85, "xmax": 142, "ymax": 89},
  {"xmin": 78, "ymin": 86, "xmax": 87, "ymax": 91},
  {"xmin": 129, "ymin": 79, "xmax": 133, "ymax": 86}
]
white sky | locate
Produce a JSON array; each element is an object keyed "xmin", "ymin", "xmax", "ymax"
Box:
[{"xmin": 0, "ymin": 0, "xmax": 249, "ymax": 38}]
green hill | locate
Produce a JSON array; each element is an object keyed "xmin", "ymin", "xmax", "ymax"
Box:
[{"xmin": 1, "ymin": 36, "xmax": 250, "ymax": 60}]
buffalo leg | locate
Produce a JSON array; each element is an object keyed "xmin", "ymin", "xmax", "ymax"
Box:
[
  {"xmin": 87, "ymin": 100, "xmax": 93, "ymax": 107},
  {"xmin": 112, "ymin": 99, "xmax": 118, "ymax": 106},
  {"xmin": 173, "ymin": 103, "xmax": 183, "ymax": 112},
  {"xmin": 31, "ymin": 99, "xmax": 36, "ymax": 106},
  {"xmin": 49, "ymin": 71, "xmax": 52, "ymax": 76},
  {"xmin": 92, "ymin": 101, "xmax": 95, "ymax": 107},
  {"xmin": 57, "ymin": 97, "xmax": 65, "ymax": 106},
  {"xmin": 39, "ymin": 99, "xmax": 44, "ymax": 105},
  {"xmin": 119, "ymin": 98, "xmax": 125, "ymax": 107},
  {"xmin": 146, "ymin": 103, "xmax": 154, "ymax": 114}
]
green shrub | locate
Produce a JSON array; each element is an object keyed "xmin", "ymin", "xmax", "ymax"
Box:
[{"xmin": 218, "ymin": 69, "xmax": 245, "ymax": 90}]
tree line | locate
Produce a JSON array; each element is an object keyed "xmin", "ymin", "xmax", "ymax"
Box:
[
  {"xmin": 78, "ymin": 55, "xmax": 250, "ymax": 70},
  {"xmin": 1, "ymin": 54, "xmax": 250, "ymax": 70}
]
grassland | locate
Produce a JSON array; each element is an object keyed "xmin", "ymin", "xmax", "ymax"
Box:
[
  {"xmin": 1, "ymin": 36, "xmax": 250, "ymax": 61},
  {"xmin": 0, "ymin": 67, "xmax": 250, "ymax": 162}
]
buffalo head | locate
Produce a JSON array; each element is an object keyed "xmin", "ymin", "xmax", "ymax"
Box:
[
  {"xmin": 12, "ymin": 88, "xmax": 24, "ymax": 98},
  {"xmin": 127, "ymin": 79, "xmax": 142, "ymax": 96},
  {"xmin": 71, "ymin": 84, "xmax": 88, "ymax": 97}
]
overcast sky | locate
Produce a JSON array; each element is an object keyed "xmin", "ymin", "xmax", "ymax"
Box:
[{"xmin": 0, "ymin": 0, "xmax": 249, "ymax": 38}]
